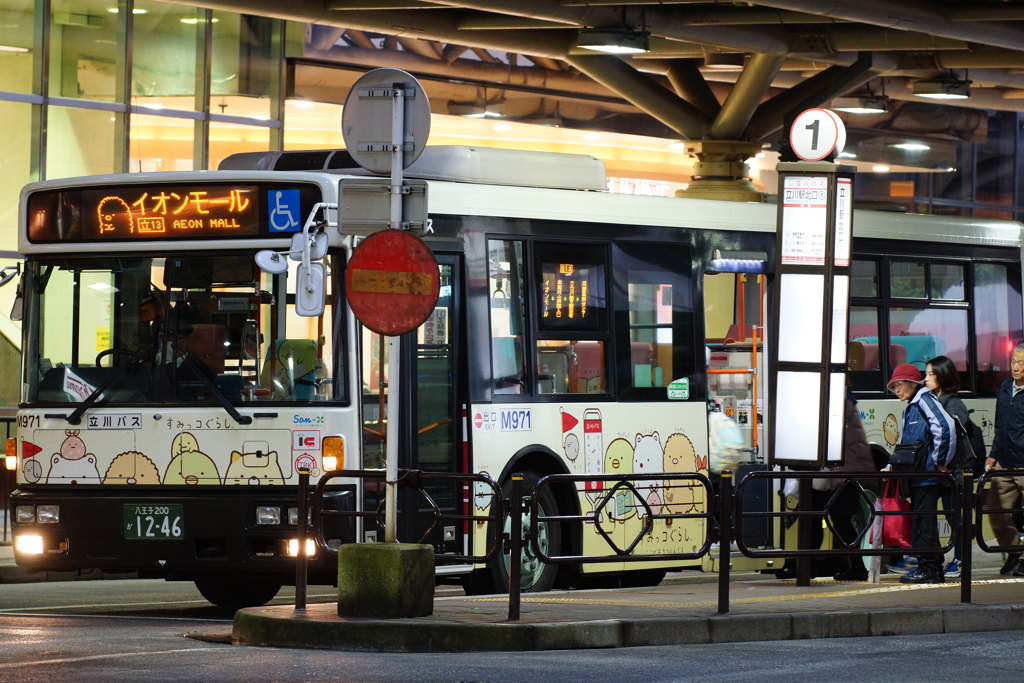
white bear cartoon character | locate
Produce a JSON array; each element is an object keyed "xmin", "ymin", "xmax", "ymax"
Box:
[
  {"xmin": 632, "ymin": 432, "xmax": 664, "ymax": 517},
  {"xmin": 46, "ymin": 430, "xmax": 100, "ymax": 484}
]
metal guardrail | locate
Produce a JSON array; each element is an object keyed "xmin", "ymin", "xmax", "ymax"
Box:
[
  {"xmin": 974, "ymin": 468, "xmax": 1024, "ymax": 556},
  {"xmin": 310, "ymin": 468, "xmax": 504, "ymax": 564},
  {"xmin": 530, "ymin": 473, "xmax": 715, "ymax": 564},
  {"xmin": 296, "ymin": 467, "xmax": 1001, "ymax": 617}
]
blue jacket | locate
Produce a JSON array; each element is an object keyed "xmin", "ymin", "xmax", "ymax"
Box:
[
  {"xmin": 991, "ymin": 378, "xmax": 1024, "ymax": 467},
  {"xmin": 901, "ymin": 386, "xmax": 956, "ymax": 487}
]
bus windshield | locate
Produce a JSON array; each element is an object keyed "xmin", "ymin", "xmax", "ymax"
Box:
[{"xmin": 24, "ymin": 252, "xmax": 341, "ymax": 407}]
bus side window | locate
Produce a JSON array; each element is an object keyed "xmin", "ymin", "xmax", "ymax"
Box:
[
  {"xmin": 613, "ymin": 241, "xmax": 695, "ymax": 400},
  {"xmin": 488, "ymin": 240, "xmax": 527, "ymax": 394}
]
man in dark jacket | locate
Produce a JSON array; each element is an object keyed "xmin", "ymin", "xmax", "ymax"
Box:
[{"xmin": 987, "ymin": 343, "xmax": 1024, "ymax": 575}]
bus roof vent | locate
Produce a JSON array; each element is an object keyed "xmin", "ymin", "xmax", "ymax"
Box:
[{"xmin": 220, "ymin": 146, "xmax": 608, "ymax": 191}]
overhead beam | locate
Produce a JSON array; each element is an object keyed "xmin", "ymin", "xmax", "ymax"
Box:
[
  {"xmin": 664, "ymin": 59, "xmax": 721, "ymax": 119},
  {"xmin": 564, "ymin": 53, "xmax": 711, "ymax": 139},
  {"xmin": 745, "ymin": 0, "xmax": 1024, "ymax": 54},
  {"xmin": 745, "ymin": 52, "xmax": 876, "ymax": 140},
  {"xmin": 711, "ymin": 52, "xmax": 785, "ymax": 140}
]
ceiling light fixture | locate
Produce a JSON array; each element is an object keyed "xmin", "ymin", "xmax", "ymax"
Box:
[
  {"xmin": 583, "ymin": 133, "xmax": 601, "ymax": 141},
  {"xmin": 872, "ymin": 165, "xmax": 890, "ymax": 173},
  {"xmin": 291, "ymin": 100, "xmax": 315, "ymax": 109},
  {"xmin": 832, "ymin": 95, "xmax": 889, "ymax": 114},
  {"xmin": 703, "ymin": 53, "xmax": 746, "ymax": 70},
  {"xmin": 890, "ymin": 142, "xmax": 931, "ymax": 151},
  {"xmin": 0, "ymin": 44, "xmax": 28, "ymax": 53},
  {"xmin": 912, "ymin": 77, "xmax": 971, "ymax": 100},
  {"xmin": 577, "ymin": 28, "xmax": 650, "ymax": 55}
]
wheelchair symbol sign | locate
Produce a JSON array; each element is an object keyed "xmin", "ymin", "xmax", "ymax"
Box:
[{"xmin": 269, "ymin": 189, "xmax": 301, "ymax": 232}]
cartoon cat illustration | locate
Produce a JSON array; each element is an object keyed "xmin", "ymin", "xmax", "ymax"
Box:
[
  {"xmin": 224, "ymin": 449, "xmax": 286, "ymax": 485},
  {"xmin": 103, "ymin": 451, "xmax": 161, "ymax": 485},
  {"xmin": 164, "ymin": 432, "xmax": 220, "ymax": 485},
  {"xmin": 46, "ymin": 430, "xmax": 100, "ymax": 484}
]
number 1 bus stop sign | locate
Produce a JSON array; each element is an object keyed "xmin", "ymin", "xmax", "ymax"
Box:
[{"xmin": 346, "ymin": 229, "xmax": 440, "ymax": 336}]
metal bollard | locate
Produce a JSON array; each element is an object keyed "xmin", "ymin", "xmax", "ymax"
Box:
[
  {"xmin": 508, "ymin": 474, "xmax": 523, "ymax": 621},
  {"xmin": 796, "ymin": 476, "xmax": 813, "ymax": 587},
  {"xmin": 960, "ymin": 470, "xmax": 973, "ymax": 604},
  {"xmin": 717, "ymin": 471, "xmax": 732, "ymax": 614},
  {"xmin": 295, "ymin": 466, "xmax": 311, "ymax": 610}
]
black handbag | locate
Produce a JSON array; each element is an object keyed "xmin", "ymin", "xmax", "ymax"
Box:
[{"xmin": 889, "ymin": 441, "xmax": 929, "ymax": 471}]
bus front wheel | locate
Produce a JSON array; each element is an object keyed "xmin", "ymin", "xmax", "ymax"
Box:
[
  {"xmin": 194, "ymin": 575, "xmax": 282, "ymax": 609},
  {"xmin": 488, "ymin": 471, "xmax": 561, "ymax": 594}
]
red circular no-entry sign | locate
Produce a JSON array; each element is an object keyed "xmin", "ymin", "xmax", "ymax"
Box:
[{"xmin": 346, "ymin": 230, "xmax": 440, "ymax": 336}]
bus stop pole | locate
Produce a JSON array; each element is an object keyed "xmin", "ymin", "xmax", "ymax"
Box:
[
  {"xmin": 960, "ymin": 471, "xmax": 973, "ymax": 604},
  {"xmin": 383, "ymin": 84, "xmax": 406, "ymax": 544},
  {"xmin": 508, "ymin": 474, "xmax": 523, "ymax": 621},
  {"xmin": 717, "ymin": 471, "xmax": 732, "ymax": 614},
  {"xmin": 295, "ymin": 466, "xmax": 310, "ymax": 609}
]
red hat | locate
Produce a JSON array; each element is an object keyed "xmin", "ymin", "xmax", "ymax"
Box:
[{"xmin": 887, "ymin": 363, "xmax": 923, "ymax": 391}]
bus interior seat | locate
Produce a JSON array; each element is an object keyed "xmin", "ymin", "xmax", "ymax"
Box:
[
  {"xmin": 725, "ymin": 323, "xmax": 753, "ymax": 342},
  {"xmin": 574, "ymin": 341, "xmax": 604, "ymax": 393},
  {"xmin": 492, "ymin": 336, "xmax": 524, "ymax": 394},
  {"xmin": 261, "ymin": 339, "xmax": 319, "ymax": 400},
  {"xmin": 849, "ymin": 340, "xmax": 907, "ymax": 371}
]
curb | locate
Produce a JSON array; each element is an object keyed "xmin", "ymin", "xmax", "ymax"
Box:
[
  {"xmin": 0, "ymin": 566, "xmax": 139, "ymax": 584},
  {"xmin": 231, "ymin": 603, "xmax": 1024, "ymax": 652}
]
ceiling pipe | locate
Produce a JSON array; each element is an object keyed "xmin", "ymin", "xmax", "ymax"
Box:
[
  {"xmin": 564, "ymin": 53, "xmax": 711, "ymax": 139},
  {"xmin": 309, "ymin": 25, "xmax": 346, "ymax": 51},
  {"xmin": 745, "ymin": 52, "xmax": 877, "ymax": 141},
  {"xmin": 397, "ymin": 36, "xmax": 444, "ymax": 59},
  {"xmin": 710, "ymin": 53, "xmax": 785, "ymax": 140},
  {"xmin": 664, "ymin": 59, "xmax": 722, "ymax": 119},
  {"xmin": 745, "ymin": 0, "xmax": 1024, "ymax": 54}
]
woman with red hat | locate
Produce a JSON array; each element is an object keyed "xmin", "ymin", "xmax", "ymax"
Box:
[{"xmin": 886, "ymin": 363, "xmax": 957, "ymax": 584}]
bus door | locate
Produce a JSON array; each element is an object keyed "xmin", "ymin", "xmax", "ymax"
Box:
[{"xmin": 360, "ymin": 256, "xmax": 467, "ymax": 554}]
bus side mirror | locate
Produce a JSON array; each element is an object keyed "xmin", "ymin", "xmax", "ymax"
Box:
[
  {"xmin": 0, "ymin": 265, "xmax": 17, "ymax": 288},
  {"xmin": 295, "ymin": 263, "xmax": 325, "ymax": 317},
  {"xmin": 9, "ymin": 272, "xmax": 24, "ymax": 322}
]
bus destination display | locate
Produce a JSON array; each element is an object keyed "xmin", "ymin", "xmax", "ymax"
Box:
[
  {"xmin": 91, "ymin": 186, "xmax": 259, "ymax": 239},
  {"xmin": 26, "ymin": 182, "xmax": 323, "ymax": 243},
  {"xmin": 539, "ymin": 260, "xmax": 604, "ymax": 330}
]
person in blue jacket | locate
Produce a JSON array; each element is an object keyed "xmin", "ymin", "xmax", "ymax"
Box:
[{"xmin": 887, "ymin": 363, "xmax": 957, "ymax": 584}]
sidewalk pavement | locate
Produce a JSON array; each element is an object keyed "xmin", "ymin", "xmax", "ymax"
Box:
[{"xmin": 232, "ymin": 548, "xmax": 1024, "ymax": 653}]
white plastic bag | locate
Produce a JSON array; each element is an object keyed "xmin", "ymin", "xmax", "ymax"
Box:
[{"xmin": 708, "ymin": 410, "xmax": 745, "ymax": 473}]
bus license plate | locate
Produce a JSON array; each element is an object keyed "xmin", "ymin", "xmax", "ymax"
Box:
[{"xmin": 123, "ymin": 504, "xmax": 184, "ymax": 540}]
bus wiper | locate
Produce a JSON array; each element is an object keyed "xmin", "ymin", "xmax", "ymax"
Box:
[
  {"xmin": 66, "ymin": 360, "xmax": 142, "ymax": 425},
  {"xmin": 177, "ymin": 353, "xmax": 253, "ymax": 425}
]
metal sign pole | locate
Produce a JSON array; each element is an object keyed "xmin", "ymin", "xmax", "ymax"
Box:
[{"xmin": 384, "ymin": 84, "xmax": 405, "ymax": 544}]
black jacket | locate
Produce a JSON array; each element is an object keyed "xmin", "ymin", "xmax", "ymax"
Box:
[{"xmin": 991, "ymin": 378, "xmax": 1024, "ymax": 467}]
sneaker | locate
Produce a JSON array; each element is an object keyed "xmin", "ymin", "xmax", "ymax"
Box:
[
  {"xmin": 943, "ymin": 559, "xmax": 961, "ymax": 578},
  {"xmin": 900, "ymin": 567, "xmax": 944, "ymax": 584},
  {"xmin": 885, "ymin": 557, "xmax": 918, "ymax": 575},
  {"xmin": 1000, "ymin": 553, "xmax": 1021, "ymax": 576},
  {"xmin": 1014, "ymin": 561, "xmax": 1024, "ymax": 578}
]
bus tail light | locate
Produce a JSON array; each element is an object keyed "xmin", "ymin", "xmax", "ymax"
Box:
[
  {"xmin": 322, "ymin": 437, "xmax": 343, "ymax": 472},
  {"xmin": 5, "ymin": 438, "xmax": 15, "ymax": 470}
]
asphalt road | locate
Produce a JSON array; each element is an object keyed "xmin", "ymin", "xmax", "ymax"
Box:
[{"xmin": 1, "ymin": 579, "xmax": 1023, "ymax": 682}]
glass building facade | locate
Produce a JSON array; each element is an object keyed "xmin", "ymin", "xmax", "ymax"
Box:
[{"xmin": 2, "ymin": 0, "xmax": 1024, "ymax": 406}]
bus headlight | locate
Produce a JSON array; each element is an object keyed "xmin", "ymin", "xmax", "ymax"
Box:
[
  {"xmin": 36, "ymin": 505, "xmax": 60, "ymax": 524},
  {"xmin": 256, "ymin": 506, "xmax": 281, "ymax": 525},
  {"xmin": 15, "ymin": 506, "xmax": 35, "ymax": 524},
  {"xmin": 287, "ymin": 507, "xmax": 298, "ymax": 525},
  {"xmin": 15, "ymin": 535, "xmax": 43, "ymax": 555},
  {"xmin": 287, "ymin": 538, "xmax": 316, "ymax": 557},
  {"xmin": 5, "ymin": 438, "xmax": 15, "ymax": 470},
  {"xmin": 322, "ymin": 436, "xmax": 343, "ymax": 472}
]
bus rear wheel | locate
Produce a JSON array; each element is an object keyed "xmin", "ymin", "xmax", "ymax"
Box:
[
  {"xmin": 488, "ymin": 470, "xmax": 561, "ymax": 594},
  {"xmin": 194, "ymin": 575, "xmax": 282, "ymax": 609}
]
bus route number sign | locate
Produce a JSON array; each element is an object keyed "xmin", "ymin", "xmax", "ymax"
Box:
[{"xmin": 123, "ymin": 504, "xmax": 184, "ymax": 540}]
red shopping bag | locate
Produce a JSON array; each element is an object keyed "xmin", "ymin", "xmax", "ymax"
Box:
[{"xmin": 879, "ymin": 479, "xmax": 912, "ymax": 547}]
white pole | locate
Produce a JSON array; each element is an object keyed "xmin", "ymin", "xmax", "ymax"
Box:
[{"xmin": 384, "ymin": 84, "xmax": 405, "ymax": 544}]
